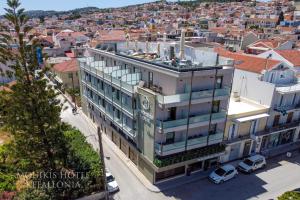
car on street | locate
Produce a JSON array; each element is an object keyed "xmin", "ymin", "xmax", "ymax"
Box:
[
  {"xmin": 209, "ymin": 164, "xmax": 238, "ymax": 184},
  {"xmin": 106, "ymin": 172, "xmax": 119, "ymax": 193},
  {"xmin": 237, "ymin": 154, "xmax": 266, "ymax": 173}
]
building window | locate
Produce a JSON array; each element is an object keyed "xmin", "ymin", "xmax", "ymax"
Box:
[
  {"xmin": 273, "ymin": 115, "xmax": 280, "ymax": 127},
  {"xmin": 250, "ymin": 120, "xmax": 257, "ymax": 135},
  {"xmin": 229, "ymin": 124, "xmax": 236, "ymax": 139},
  {"xmin": 209, "ymin": 124, "xmax": 217, "ymax": 134},
  {"xmin": 270, "ymin": 73, "xmax": 274, "ymax": 82},
  {"xmin": 212, "ymin": 100, "xmax": 220, "ymax": 113},
  {"xmin": 215, "ymin": 76, "xmax": 223, "ymax": 89},
  {"xmin": 292, "ymin": 94, "xmax": 297, "ymax": 105},
  {"xmin": 279, "ymin": 95, "xmax": 283, "ymax": 106},
  {"xmin": 286, "ymin": 112, "xmax": 294, "ymax": 124}
]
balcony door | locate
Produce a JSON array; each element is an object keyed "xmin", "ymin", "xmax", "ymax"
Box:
[
  {"xmin": 273, "ymin": 115, "xmax": 280, "ymax": 127},
  {"xmin": 168, "ymin": 107, "xmax": 177, "ymax": 120},
  {"xmin": 166, "ymin": 132, "xmax": 175, "ymax": 144},
  {"xmin": 212, "ymin": 100, "xmax": 220, "ymax": 113},
  {"xmin": 209, "ymin": 124, "xmax": 217, "ymax": 135},
  {"xmin": 215, "ymin": 76, "xmax": 223, "ymax": 89},
  {"xmin": 286, "ymin": 112, "xmax": 293, "ymax": 124}
]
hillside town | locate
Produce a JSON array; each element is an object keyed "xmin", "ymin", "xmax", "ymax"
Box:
[{"xmin": 1, "ymin": 0, "xmax": 300, "ymax": 200}]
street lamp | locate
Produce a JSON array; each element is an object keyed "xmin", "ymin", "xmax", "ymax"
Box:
[{"xmin": 97, "ymin": 127, "xmax": 109, "ymax": 200}]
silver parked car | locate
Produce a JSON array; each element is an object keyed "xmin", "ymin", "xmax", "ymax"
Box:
[{"xmin": 237, "ymin": 154, "xmax": 266, "ymax": 173}]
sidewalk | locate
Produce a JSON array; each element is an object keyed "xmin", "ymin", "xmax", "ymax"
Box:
[
  {"xmin": 62, "ymin": 95, "xmax": 300, "ymax": 194},
  {"xmin": 78, "ymin": 109, "xmax": 214, "ymax": 193}
]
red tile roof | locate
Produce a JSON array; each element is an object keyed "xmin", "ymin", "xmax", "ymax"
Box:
[
  {"xmin": 275, "ymin": 50, "xmax": 300, "ymax": 66},
  {"xmin": 56, "ymin": 31, "xmax": 87, "ymax": 38},
  {"xmin": 53, "ymin": 59, "xmax": 79, "ymax": 73},
  {"xmin": 215, "ymin": 48, "xmax": 281, "ymax": 74}
]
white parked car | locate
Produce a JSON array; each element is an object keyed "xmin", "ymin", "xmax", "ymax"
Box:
[
  {"xmin": 237, "ymin": 154, "xmax": 266, "ymax": 173},
  {"xmin": 106, "ymin": 172, "xmax": 119, "ymax": 193},
  {"xmin": 209, "ymin": 164, "xmax": 238, "ymax": 184}
]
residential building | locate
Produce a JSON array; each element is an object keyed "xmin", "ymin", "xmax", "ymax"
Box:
[
  {"xmin": 79, "ymin": 40, "xmax": 234, "ymax": 184},
  {"xmin": 217, "ymin": 49, "xmax": 300, "ymax": 158},
  {"xmin": 52, "ymin": 59, "xmax": 80, "ymax": 89},
  {"xmin": 221, "ymin": 96, "xmax": 269, "ymax": 163}
]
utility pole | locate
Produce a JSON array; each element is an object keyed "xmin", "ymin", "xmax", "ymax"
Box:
[
  {"xmin": 97, "ymin": 127, "xmax": 109, "ymax": 200},
  {"xmin": 69, "ymin": 73, "xmax": 77, "ymax": 110}
]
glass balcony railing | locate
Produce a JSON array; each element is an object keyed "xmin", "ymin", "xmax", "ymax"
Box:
[
  {"xmin": 155, "ymin": 131, "xmax": 224, "ymax": 155},
  {"xmin": 187, "ymin": 135, "xmax": 208, "ymax": 147},
  {"xmin": 155, "ymin": 141, "xmax": 186, "ymax": 154},
  {"xmin": 157, "ymin": 88, "xmax": 230, "ymax": 105},
  {"xmin": 83, "ymin": 62, "xmax": 137, "ymax": 93},
  {"xmin": 156, "ymin": 110, "xmax": 226, "ymax": 131},
  {"xmin": 208, "ymin": 131, "xmax": 224, "ymax": 144},
  {"xmin": 123, "ymin": 124, "xmax": 135, "ymax": 137}
]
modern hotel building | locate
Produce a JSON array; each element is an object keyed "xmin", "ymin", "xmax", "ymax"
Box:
[{"xmin": 78, "ymin": 40, "xmax": 234, "ymax": 183}]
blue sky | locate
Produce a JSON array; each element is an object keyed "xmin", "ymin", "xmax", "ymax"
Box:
[{"xmin": 0, "ymin": 0, "xmax": 159, "ymax": 14}]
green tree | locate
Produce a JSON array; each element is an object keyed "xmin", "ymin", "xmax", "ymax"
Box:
[
  {"xmin": 0, "ymin": 1, "xmax": 103, "ymax": 199},
  {"xmin": 278, "ymin": 191, "xmax": 300, "ymax": 200},
  {"xmin": 0, "ymin": 0, "xmax": 66, "ymax": 172}
]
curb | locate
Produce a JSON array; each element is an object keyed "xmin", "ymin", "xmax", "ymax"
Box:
[
  {"xmin": 79, "ymin": 111, "xmax": 212, "ymax": 193},
  {"xmin": 77, "ymin": 111, "xmax": 162, "ymax": 193}
]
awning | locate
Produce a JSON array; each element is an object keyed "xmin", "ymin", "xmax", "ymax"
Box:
[{"xmin": 234, "ymin": 113, "xmax": 269, "ymax": 123}]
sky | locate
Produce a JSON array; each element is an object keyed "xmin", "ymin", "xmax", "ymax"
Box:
[{"xmin": 0, "ymin": 0, "xmax": 159, "ymax": 14}]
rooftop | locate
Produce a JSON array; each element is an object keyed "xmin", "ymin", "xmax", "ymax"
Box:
[
  {"xmin": 215, "ymin": 48, "xmax": 281, "ymax": 74},
  {"xmin": 95, "ymin": 41, "xmax": 234, "ymax": 72},
  {"xmin": 228, "ymin": 96, "xmax": 269, "ymax": 117},
  {"xmin": 53, "ymin": 59, "xmax": 79, "ymax": 73},
  {"xmin": 275, "ymin": 50, "xmax": 300, "ymax": 67}
]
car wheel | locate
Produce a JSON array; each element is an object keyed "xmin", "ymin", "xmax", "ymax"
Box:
[
  {"xmin": 219, "ymin": 180, "xmax": 224, "ymax": 184},
  {"xmin": 262, "ymin": 164, "xmax": 266, "ymax": 168},
  {"xmin": 234, "ymin": 173, "xmax": 238, "ymax": 178}
]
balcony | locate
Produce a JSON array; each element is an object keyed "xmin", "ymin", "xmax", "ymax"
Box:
[
  {"xmin": 274, "ymin": 103, "xmax": 300, "ymax": 113},
  {"xmin": 155, "ymin": 141, "xmax": 186, "ymax": 156},
  {"xmin": 156, "ymin": 87, "xmax": 230, "ymax": 108},
  {"xmin": 155, "ymin": 131, "xmax": 224, "ymax": 156},
  {"xmin": 208, "ymin": 131, "xmax": 224, "ymax": 145},
  {"xmin": 153, "ymin": 144, "xmax": 226, "ymax": 168},
  {"xmin": 80, "ymin": 59, "xmax": 140, "ymax": 94},
  {"xmin": 255, "ymin": 120, "xmax": 300, "ymax": 137},
  {"xmin": 156, "ymin": 110, "xmax": 226, "ymax": 133}
]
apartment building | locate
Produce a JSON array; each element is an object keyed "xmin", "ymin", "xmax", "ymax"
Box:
[
  {"xmin": 78, "ymin": 40, "xmax": 234, "ymax": 184},
  {"xmin": 221, "ymin": 96, "xmax": 269, "ymax": 163},
  {"xmin": 218, "ymin": 51, "xmax": 300, "ymax": 158}
]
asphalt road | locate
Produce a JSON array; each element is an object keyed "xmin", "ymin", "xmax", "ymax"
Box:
[{"xmin": 60, "ymin": 99, "xmax": 300, "ymax": 200}]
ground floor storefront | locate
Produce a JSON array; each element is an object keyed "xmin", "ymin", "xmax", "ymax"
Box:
[
  {"xmin": 258, "ymin": 128, "xmax": 300, "ymax": 157},
  {"xmin": 102, "ymin": 122, "xmax": 223, "ymax": 184}
]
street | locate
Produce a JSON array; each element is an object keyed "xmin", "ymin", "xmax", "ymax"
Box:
[{"xmin": 60, "ymin": 99, "xmax": 300, "ymax": 200}]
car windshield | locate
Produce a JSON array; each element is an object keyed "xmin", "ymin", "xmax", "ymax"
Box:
[
  {"xmin": 215, "ymin": 168, "xmax": 226, "ymax": 176},
  {"xmin": 243, "ymin": 159, "xmax": 254, "ymax": 166},
  {"xmin": 106, "ymin": 175, "xmax": 115, "ymax": 183}
]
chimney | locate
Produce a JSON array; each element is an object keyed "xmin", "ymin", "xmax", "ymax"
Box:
[{"xmin": 179, "ymin": 29, "xmax": 186, "ymax": 60}]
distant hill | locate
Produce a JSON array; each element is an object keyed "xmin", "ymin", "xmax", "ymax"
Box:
[{"xmin": 24, "ymin": 7, "xmax": 100, "ymax": 18}]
